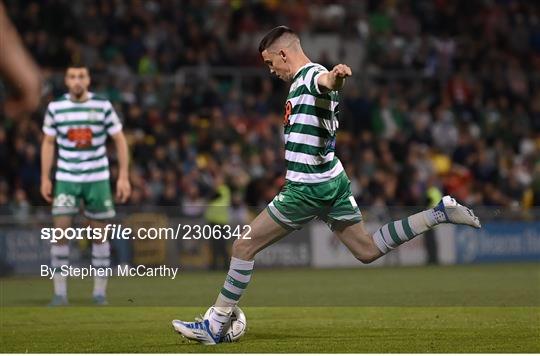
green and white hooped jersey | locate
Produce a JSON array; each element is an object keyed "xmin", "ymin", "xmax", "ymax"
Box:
[
  {"xmin": 42, "ymin": 92, "xmax": 122, "ymax": 183},
  {"xmin": 284, "ymin": 62, "xmax": 344, "ymax": 184}
]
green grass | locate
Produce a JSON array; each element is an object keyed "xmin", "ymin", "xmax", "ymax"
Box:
[{"xmin": 1, "ymin": 263, "xmax": 539, "ymax": 352}]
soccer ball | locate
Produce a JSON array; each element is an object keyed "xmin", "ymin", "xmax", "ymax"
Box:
[{"xmin": 203, "ymin": 306, "xmax": 247, "ymax": 342}]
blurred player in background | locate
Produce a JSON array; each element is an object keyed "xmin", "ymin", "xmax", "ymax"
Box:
[
  {"xmin": 172, "ymin": 26, "xmax": 481, "ymax": 344},
  {"xmin": 205, "ymin": 173, "xmax": 232, "ymax": 270},
  {"xmin": 40, "ymin": 64, "xmax": 131, "ymax": 305},
  {"xmin": 0, "ymin": 1, "xmax": 41, "ymax": 116}
]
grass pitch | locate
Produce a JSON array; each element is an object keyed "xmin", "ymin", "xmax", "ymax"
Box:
[{"xmin": 1, "ymin": 263, "xmax": 539, "ymax": 352}]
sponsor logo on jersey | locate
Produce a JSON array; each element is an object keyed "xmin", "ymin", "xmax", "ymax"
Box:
[
  {"xmin": 67, "ymin": 128, "xmax": 93, "ymax": 148},
  {"xmin": 283, "ymin": 100, "xmax": 292, "ymax": 127}
]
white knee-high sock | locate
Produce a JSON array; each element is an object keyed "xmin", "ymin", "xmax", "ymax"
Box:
[
  {"xmin": 51, "ymin": 244, "xmax": 69, "ymax": 297},
  {"xmin": 92, "ymin": 241, "xmax": 110, "ymax": 297},
  {"xmin": 209, "ymin": 257, "xmax": 254, "ymax": 335},
  {"xmin": 372, "ymin": 209, "xmax": 439, "ymax": 254}
]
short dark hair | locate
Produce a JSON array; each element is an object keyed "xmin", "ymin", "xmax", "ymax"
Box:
[
  {"xmin": 258, "ymin": 26, "xmax": 296, "ymax": 53},
  {"xmin": 66, "ymin": 63, "xmax": 89, "ymax": 70}
]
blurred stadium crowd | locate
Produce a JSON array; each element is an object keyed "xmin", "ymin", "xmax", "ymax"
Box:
[{"xmin": 2, "ymin": 0, "xmax": 540, "ymax": 217}]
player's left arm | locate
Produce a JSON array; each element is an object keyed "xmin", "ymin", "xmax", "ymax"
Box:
[
  {"xmin": 111, "ymin": 131, "xmax": 131, "ymax": 203},
  {"xmin": 316, "ymin": 64, "xmax": 352, "ymax": 92},
  {"xmin": 105, "ymin": 101, "xmax": 131, "ymax": 203}
]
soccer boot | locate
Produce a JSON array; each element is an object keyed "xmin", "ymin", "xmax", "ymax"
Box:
[
  {"xmin": 93, "ymin": 295, "xmax": 108, "ymax": 305},
  {"xmin": 172, "ymin": 319, "xmax": 221, "ymax": 345},
  {"xmin": 48, "ymin": 294, "xmax": 68, "ymax": 306},
  {"xmin": 434, "ymin": 195, "xmax": 481, "ymax": 228}
]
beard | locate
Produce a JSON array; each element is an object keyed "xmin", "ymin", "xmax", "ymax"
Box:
[{"xmin": 71, "ymin": 87, "xmax": 85, "ymax": 99}]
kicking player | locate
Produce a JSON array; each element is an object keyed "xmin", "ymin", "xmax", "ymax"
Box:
[
  {"xmin": 40, "ymin": 64, "xmax": 131, "ymax": 305},
  {"xmin": 172, "ymin": 26, "xmax": 481, "ymax": 344}
]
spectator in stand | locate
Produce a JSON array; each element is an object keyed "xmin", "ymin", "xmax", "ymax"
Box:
[{"xmin": 0, "ymin": 0, "xmax": 538, "ymax": 214}]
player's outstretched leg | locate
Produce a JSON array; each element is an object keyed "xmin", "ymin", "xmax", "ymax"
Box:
[
  {"xmin": 335, "ymin": 195, "xmax": 480, "ymax": 263},
  {"xmin": 372, "ymin": 195, "xmax": 480, "ymax": 254},
  {"xmin": 172, "ymin": 209, "xmax": 289, "ymax": 345}
]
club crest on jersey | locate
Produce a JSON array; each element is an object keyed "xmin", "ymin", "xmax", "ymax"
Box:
[
  {"xmin": 283, "ymin": 100, "xmax": 292, "ymax": 127},
  {"xmin": 88, "ymin": 109, "xmax": 99, "ymax": 121}
]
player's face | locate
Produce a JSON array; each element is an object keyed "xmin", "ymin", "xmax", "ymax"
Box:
[
  {"xmin": 65, "ymin": 68, "xmax": 90, "ymax": 99},
  {"xmin": 261, "ymin": 50, "xmax": 291, "ymax": 81}
]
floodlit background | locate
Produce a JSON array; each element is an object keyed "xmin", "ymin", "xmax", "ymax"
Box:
[
  {"xmin": 2, "ymin": 0, "xmax": 539, "ymax": 271},
  {"xmin": 1, "ymin": 1, "xmax": 539, "ymax": 353}
]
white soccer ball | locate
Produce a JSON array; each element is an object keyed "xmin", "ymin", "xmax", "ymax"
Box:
[{"xmin": 204, "ymin": 306, "xmax": 247, "ymax": 342}]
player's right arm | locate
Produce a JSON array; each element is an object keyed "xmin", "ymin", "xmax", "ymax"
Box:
[
  {"xmin": 0, "ymin": 1, "xmax": 41, "ymax": 116},
  {"xmin": 316, "ymin": 64, "xmax": 352, "ymax": 92},
  {"xmin": 41, "ymin": 106, "xmax": 56, "ymax": 203},
  {"xmin": 40, "ymin": 135, "xmax": 55, "ymax": 203}
]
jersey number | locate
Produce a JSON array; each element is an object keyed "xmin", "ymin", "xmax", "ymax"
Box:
[{"xmin": 67, "ymin": 128, "xmax": 93, "ymax": 148}]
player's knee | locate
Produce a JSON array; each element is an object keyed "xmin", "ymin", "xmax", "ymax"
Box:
[
  {"xmin": 354, "ymin": 251, "xmax": 379, "ymax": 264},
  {"xmin": 352, "ymin": 236, "xmax": 381, "ymax": 264}
]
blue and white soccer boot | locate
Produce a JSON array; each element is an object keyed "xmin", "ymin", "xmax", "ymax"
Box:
[
  {"xmin": 434, "ymin": 195, "xmax": 481, "ymax": 228},
  {"xmin": 93, "ymin": 295, "xmax": 108, "ymax": 306},
  {"xmin": 171, "ymin": 319, "xmax": 221, "ymax": 345},
  {"xmin": 48, "ymin": 294, "xmax": 68, "ymax": 306}
]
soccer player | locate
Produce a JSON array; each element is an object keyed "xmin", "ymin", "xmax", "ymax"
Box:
[
  {"xmin": 172, "ymin": 26, "xmax": 480, "ymax": 344},
  {"xmin": 40, "ymin": 64, "xmax": 131, "ymax": 305}
]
